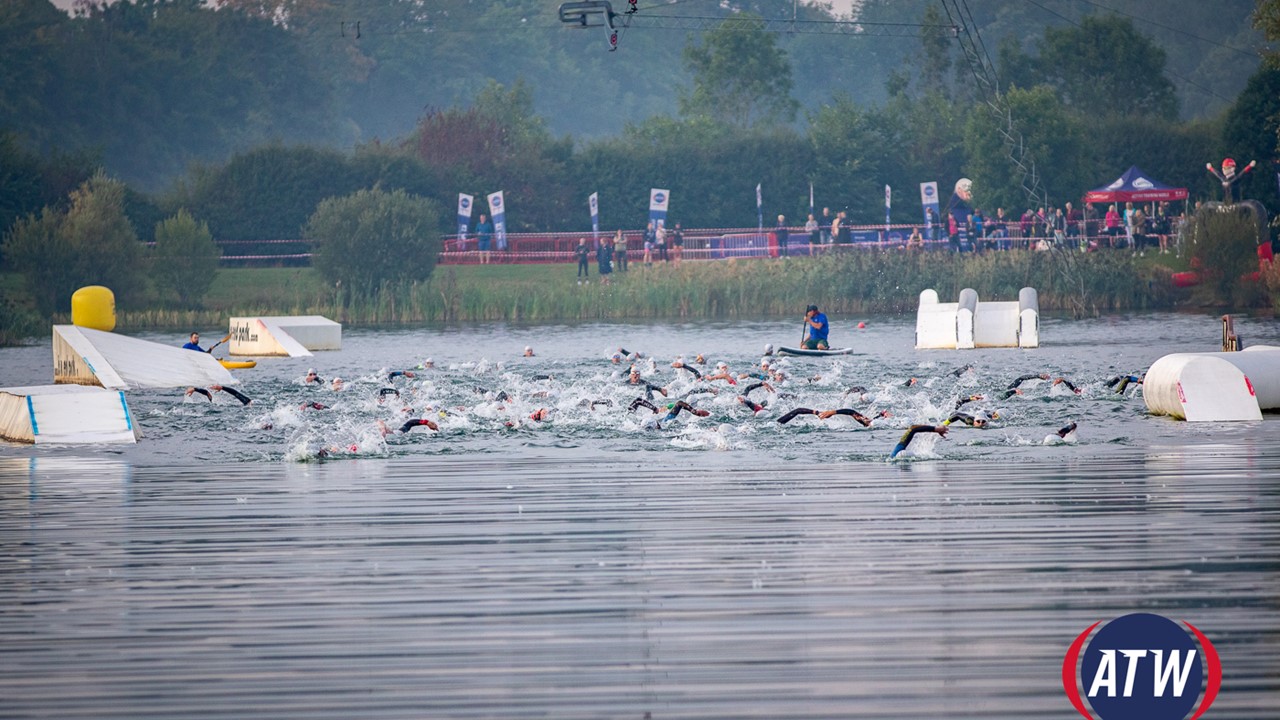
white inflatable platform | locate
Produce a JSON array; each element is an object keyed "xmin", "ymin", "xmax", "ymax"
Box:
[
  {"xmin": 1144, "ymin": 346, "xmax": 1280, "ymax": 422},
  {"xmin": 916, "ymin": 288, "xmax": 1039, "ymax": 349},
  {"xmin": 53, "ymin": 325, "xmax": 236, "ymax": 390},
  {"xmin": 0, "ymin": 385, "xmax": 140, "ymax": 444},
  {"xmin": 228, "ymin": 316, "xmax": 342, "ymax": 357}
]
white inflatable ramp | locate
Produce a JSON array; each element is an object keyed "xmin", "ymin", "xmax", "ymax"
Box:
[
  {"xmin": 1144, "ymin": 346, "xmax": 1280, "ymax": 422},
  {"xmin": 916, "ymin": 288, "xmax": 1038, "ymax": 349},
  {"xmin": 915, "ymin": 289, "xmax": 961, "ymax": 349},
  {"xmin": 228, "ymin": 316, "xmax": 342, "ymax": 357},
  {"xmin": 0, "ymin": 385, "xmax": 140, "ymax": 444},
  {"xmin": 53, "ymin": 326, "xmax": 236, "ymax": 390}
]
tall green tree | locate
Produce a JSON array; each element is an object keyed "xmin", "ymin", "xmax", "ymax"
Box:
[
  {"xmin": 152, "ymin": 209, "xmax": 220, "ymax": 307},
  {"xmin": 963, "ymin": 86, "xmax": 1091, "ymax": 213},
  {"xmin": 998, "ymin": 15, "xmax": 1177, "ymax": 119},
  {"xmin": 2, "ymin": 171, "xmax": 145, "ymax": 316},
  {"xmin": 305, "ymin": 188, "xmax": 444, "ymax": 301},
  {"xmin": 679, "ymin": 13, "xmax": 797, "ymax": 129}
]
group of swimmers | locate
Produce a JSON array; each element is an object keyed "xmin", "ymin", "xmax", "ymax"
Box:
[{"xmin": 177, "ymin": 334, "xmax": 1141, "ymax": 460}]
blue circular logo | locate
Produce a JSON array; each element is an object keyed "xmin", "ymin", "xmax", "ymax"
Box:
[
  {"xmin": 1064, "ymin": 613, "xmax": 1220, "ymax": 720},
  {"xmin": 460, "ymin": 197, "xmax": 470, "ymax": 209},
  {"xmin": 924, "ymin": 185, "xmax": 936, "ymax": 198},
  {"xmin": 654, "ymin": 192, "xmax": 666, "ymax": 204},
  {"xmin": 491, "ymin": 196, "xmax": 502, "ymax": 209}
]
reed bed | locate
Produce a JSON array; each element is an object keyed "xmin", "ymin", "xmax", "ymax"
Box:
[{"xmin": 110, "ymin": 250, "xmax": 1179, "ymax": 330}]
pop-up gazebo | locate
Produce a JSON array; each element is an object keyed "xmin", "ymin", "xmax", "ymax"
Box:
[{"xmin": 1084, "ymin": 166, "xmax": 1188, "ymax": 204}]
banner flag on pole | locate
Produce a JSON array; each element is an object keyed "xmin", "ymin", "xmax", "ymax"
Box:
[
  {"xmin": 487, "ymin": 191, "xmax": 507, "ymax": 251},
  {"xmin": 457, "ymin": 193, "xmax": 473, "ymax": 240},
  {"xmin": 756, "ymin": 183, "xmax": 763, "ymax": 230},
  {"xmin": 589, "ymin": 192, "xmax": 599, "ymax": 241},
  {"xmin": 809, "ymin": 182, "xmax": 814, "ymax": 216},
  {"xmin": 920, "ymin": 181, "xmax": 940, "ymax": 241},
  {"xmin": 649, "ymin": 188, "xmax": 670, "ymax": 229},
  {"xmin": 885, "ymin": 185, "xmax": 892, "ymax": 231}
]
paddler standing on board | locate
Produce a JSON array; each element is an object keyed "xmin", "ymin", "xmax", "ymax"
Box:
[{"xmin": 802, "ymin": 305, "xmax": 830, "ymax": 350}]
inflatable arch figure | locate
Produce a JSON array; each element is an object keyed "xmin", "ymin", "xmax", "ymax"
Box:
[{"xmin": 1175, "ymin": 157, "xmax": 1274, "ymax": 288}]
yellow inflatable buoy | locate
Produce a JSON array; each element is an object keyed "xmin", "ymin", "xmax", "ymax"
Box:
[{"xmin": 71, "ymin": 286, "xmax": 116, "ymax": 332}]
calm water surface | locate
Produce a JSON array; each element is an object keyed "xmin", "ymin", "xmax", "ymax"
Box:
[{"xmin": 1, "ymin": 312, "xmax": 1278, "ymax": 718}]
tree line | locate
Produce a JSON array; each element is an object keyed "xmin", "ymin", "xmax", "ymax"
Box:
[{"xmin": 2, "ymin": 2, "xmax": 1279, "ymax": 322}]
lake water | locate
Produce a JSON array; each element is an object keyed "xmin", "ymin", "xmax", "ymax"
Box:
[{"xmin": 1, "ymin": 312, "xmax": 1278, "ymax": 718}]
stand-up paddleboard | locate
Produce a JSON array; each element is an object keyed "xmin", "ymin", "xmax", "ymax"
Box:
[
  {"xmin": 218, "ymin": 359, "xmax": 257, "ymax": 369},
  {"xmin": 776, "ymin": 346, "xmax": 854, "ymax": 357}
]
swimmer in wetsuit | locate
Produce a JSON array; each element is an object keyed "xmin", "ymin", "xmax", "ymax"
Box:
[
  {"xmin": 1106, "ymin": 375, "xmax": 1144, "ymax": 395},
  {"xmin": 954, "ymin": 394, "xmax": 984, "ymax": 410},
  {"xmin": 943, "ymin": 412, "xmax": 989, "ymax": 428},
  {"xmin": 671, "ymin": 360, "xmax": 703, "ymax": 380},
  {"xmin": 890, "ymin": 424, "xmax": 948, "ymax": 459},
  {"xmin": 1001, "ymin": 373, "xmax": 1050, "ymax": 399},
  {"xmin": 378, "ymin": 417, "xmax": 440, "ymax": 436},
  {"xmin": 1052, "ymin": 377, "xmax": 1082, "ymax": 394},
  {"xmin": 626, "ymin": 367, "xmax": 668, "ymax": 399},
  {"xmin": 184, "ymin": 385, "xmax": 253, "ymax": 406},
  {"xmin": 776, "ymin": 407, "xmax": 889, "ymax": 426}
]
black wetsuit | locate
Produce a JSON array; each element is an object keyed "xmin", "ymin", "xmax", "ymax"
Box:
[
  {"xmin": 674, "ymin": 364, "xmax": 703, "ymax": 380},
  {"xmin": 399, "ymin": 418, "xmax": 437, "ymax": 433},
  {"xmin": 629, "ymin": 397, "xmax": 659, "ymax": 414},
  {"xmin": 776, "ymin": 408, "xmax": 819, "ymax": 425},
  {"xmin": 219, "ymin": 386, "xmax": 253, "ymax": 406},
  {"xmin": 1002, "ymin": 374, "xmax": 1047, "ymax": 399},
  {"xmin": 827, "ymin": 408, "xmax": 877, "ymax": 426},
  {"xmin": 944, "ymin": 412, "xmax": 985, "ymax": 427}
]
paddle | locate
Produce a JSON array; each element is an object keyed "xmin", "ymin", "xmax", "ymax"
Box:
[
  {"xmin": 206, "ymin": 333, "xmax": 232, "ymax": 354},
  {"xmin": 800, "ymin": 314, "xmax": 809, "ymax": 348}
]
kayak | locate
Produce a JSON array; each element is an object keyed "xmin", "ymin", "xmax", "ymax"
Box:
[
  {"xmin": 776, "ymin": 346, "xmax": 854, "ymax": 357},
  {"xmin": 218, "ymin": 359, "xmax": 257, "ymax": 369}
]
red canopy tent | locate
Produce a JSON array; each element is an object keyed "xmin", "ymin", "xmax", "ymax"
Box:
[{"xmin": 1084, "ymin": 166, "xmax": 1188, "ymax": 204}]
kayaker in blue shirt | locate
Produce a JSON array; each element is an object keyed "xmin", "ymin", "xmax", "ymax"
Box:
[
  {"xmin": 802, "ymin": 305, "xmax": 829, "ymax": 350},
  {"xmin": 182, "ymin": 331, "xmax": 205, "ymax": 351}
]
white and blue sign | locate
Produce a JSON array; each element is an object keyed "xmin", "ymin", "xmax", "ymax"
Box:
[
  {"xmin": 1063, "ymin": 612, "xmax": 1220, "ymax": 720},
  {"xmin": 589, "ymin": 192, "xmax": 599, "ymax": 240},
  {"xmin": 457, "ymin": 193, "xmax": 473, "ymax": 239},
  {"xmin": 649, "ymin": 188, "xmax": 669, "ymax": 229},
  {"xmin": 756, "ymin": 183, "xmax": 763, "ymax": 230},
  {"xmin": 487, "ymin": 191, "xmax": 507, "ymax": 250},
  {"xmin": 920, "ymin": 181, "xmax": 940, "ymax": 240},
  {"xmin": 885, "ymin": 184, "xmax": 892, "ymax": 230}
]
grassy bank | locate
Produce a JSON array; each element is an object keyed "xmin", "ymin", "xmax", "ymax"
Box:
[{"xmin": 85, "ymin": 249, "xmax": 1180, "ymax": 330}]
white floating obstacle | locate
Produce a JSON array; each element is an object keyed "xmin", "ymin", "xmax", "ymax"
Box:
[
  {"xmin": 228, "ymin": 316, "xmax": 342, "ymax": 357},
  {"xmin": 53, "ymin": 325, "xmax": 236, "ymax": 390},
  {"xmin": 1144, "ymin": 346, "xmax": 1280, "ymax": 422},
  {"xmin": 916, "ymin": 288, "xmax": 1039, "ymax": 349},
  {"xmin": 0, "ymin": 385, "xmax": 140, "ymax": 444}
]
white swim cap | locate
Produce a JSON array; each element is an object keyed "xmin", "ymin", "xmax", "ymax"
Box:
[{"xmin": 763, "ymin": 343, "xmax": 774, "ymax": 354}]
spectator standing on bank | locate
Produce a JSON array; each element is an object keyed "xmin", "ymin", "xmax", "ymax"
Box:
[
  {"xmin": 1105, "ymin": 204, "xmax": 1122, "ymax": 248},
  {"xmin": 805, "ymin": 213, "xmax": 819, "ymax": 251},
  {"xmin": 614, "ymin": 229, "xmax": 628, "ymax": 271},
  {"xmin": 776, "ymin": 215, "xmax": 789, "ymax": 258},
  {"xmin": 670, "ymin": 222, "xmax": 683, "ymax": 264},
  {"xmin": 597, "ymin": 233, "xmax": 614, "ymax": 284},
  {"xmin": 656, "ymin": 222, "xmax": 669, "ymax": 262},
  {"xmin": 475, "ymin": 213, "xmax": 494, "ymax": 265},
  {"xmin": 643, "ymin": 221, "xmax": 655, "ymax": 266},
  {"xmin": 820, "ymin": 207, "xmax": 833, "ymax": 245},
  {"xmin": 575, "ymin": 237, "xmax": 591, "ymax": 284}
]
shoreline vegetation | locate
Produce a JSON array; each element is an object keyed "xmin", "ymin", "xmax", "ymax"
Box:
[{"xmin": 74, "ymin": 250, "xmax": 1188, "ymax": 331}]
